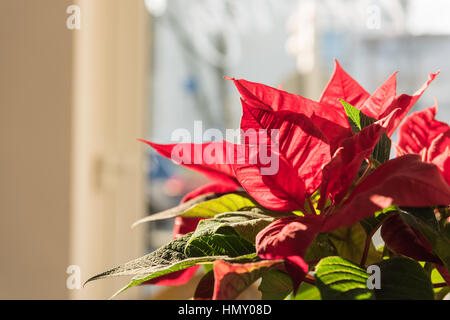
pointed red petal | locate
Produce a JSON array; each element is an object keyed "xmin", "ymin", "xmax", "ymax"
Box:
[
  {"xmin": 319, "ymin": 109, "xmax": 399, "ymax": 209},
  {"xmin": 319, "ymin": 59, "xmax": 370, "ymax": 110},
  {"xmin": 431, "ymin": 145, "xmax": 450, "ymax": 185},
  {"xmin": 240, "ymin": 101, "xmax": 331, "ymax": 195},
  {"xmin": 232, "ymin": 150, "xmax": 307, "ymax": 211},
  {"xmin": 382, "ymin": 72, "xmax": 439, "ymax": 137},
  {"xmin": 428, "ymin": 129, "xmax": 450, "ymax": 162},
  {"xmin": 322, "ymin": 154, "xmax": 450, "ymax": 232},
  {"xmin": 231, "ymin": 77, "xmax": 351, "ymax": 151},
  {"xmin": 398, "ymin": 105, "xmax": 449, "ymax": 156},
  {"xmin": 360, "ymin": 72, "xmax": 397, "ymax": 119},
  {"xmin": 139, "ymin": 139, "xmax": 239, "ymax": 186}
]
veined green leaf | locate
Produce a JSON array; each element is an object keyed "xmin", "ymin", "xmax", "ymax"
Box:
[
  {"xmin": 315, "ymin": 256, "xmax": 435, "ymax": 300},
  {"xmin": 115, "ymin": 253, "xmax": 259, "ymax": 300},
  {"xmin": 315, "ymin": 256, "xmax": 373, "ymax": 300},
  {"xmin": 185, "ymin": 211, "xmax": 275, "ymax": 257},
  {"xmin": 85, "ymin": 230, "xmax": 259, "ymax": 298}
]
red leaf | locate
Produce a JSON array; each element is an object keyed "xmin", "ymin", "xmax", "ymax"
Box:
[
  {"xmin": 322, "ymin": 154, "xmax": 450, "ymax": 231},
  {"xmin": 256, "ymin": 215, "xmax": 323, "ymax": 292},
  {"xmin": 319, "ymin": 109, "xmax": 399, "ymax": 209},
  {"xmin": 240, "ymin": 101, "xmax": 331, "ymax": 195},
  {"xmin": 381, "ymin": 214, "xmax": 441, "ymax": 263},
  {"xmin": 431, "ymin": 145, "xmax": 450, "ymax": 185},
  {"xmin": 398, "ymin": 105, "xmax": 449, "ymax": 156},
  {"xmin": 360, "ymin": 72, "xmax": 397, "ymax": 119},
  {"xmin": 381, "ymin": 72, "xmax": 439, "ymax": 137},
  {"xmin": 320, "ymin": 59, "xmax": 370, "ymax": 110},
  {"xmin": 172, "ymin": 216, "xmax": 202, "ymax": 239},
  {"xmin": 139, "ymin": 139, "xmax": 239, "ymax": 186},
  {"xmin": 142, "ymin": 265, "xmax": 200, "ymax": 287},
  {"xmin": 212, "ymin": 259, "xmax": 282, "ymax": 300},
  {"xmin": 256, "ymin": 215, "xmax": 323, "ymax": 259},
  {"xmin": 232, "ymin": 150, "xmax": 306, "ymax": 211},
  {"xmin": 230, "ymin": 77, "xmax": 351, "ymax": 151},
  {"xmin": 428, "ymin": 129, "xmax": 450, "ymax": 162}
]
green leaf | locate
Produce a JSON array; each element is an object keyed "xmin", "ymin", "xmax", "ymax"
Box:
[
  {"xmin": 328, "ymin": 223, "xmax": 381, "ymax": 266},
  {"xmin": 131, "ymin": 192, "xmax": 256, "ymax": 228},
  {"xmin": 181, "ymin": 193, "xmax": 256, "ymax": 218},
  {"xmin": 372, "ymin": 132, "xmax": 391, "ymax": 164},
  {"xmin": 340, "ymin": 99, "xmax": 391, "ymax": 164},
  {"xmin": 374, "ymin": 258, "xmax": 434, "ymax": 300},
  {"xmin": 258, "ymin": 270, "xmax": 292, "ymax": 300},
  {"xmin": 340, "ymin": 99, "xmax": 375, "ymax": 134},
  {"xmin": 185, "ymin": 211, "xmax": 274, "ymax": 257},
  {"xmin": 85, "ymin": 231, "xmax": 259, "ymax": 298},
  {"xmin": 315, "ymin": 256, "xmax": 435, "ymax": 300},
  {"xmin": 315, "ymin": 256, "xmax": 374, "ymax": 300},
  {"xmin": 291, "ymin": 282, "xmax": 321, "ymax": 300},
  {"xmin": 85, "ymin": 233, "xmax": 193, "ymax": 284}
]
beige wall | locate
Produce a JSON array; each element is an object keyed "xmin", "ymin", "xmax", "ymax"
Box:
[
  {"xmin": 0, "ymin": 0, "xmax": 74, "ymax": 299},
  {"xmin": 0, "ymin": 0, "xmax": 149, "ymax": 299},
  {"xmin": 70, "ymin": 0, "xmax": 148, "ymax": 299}
]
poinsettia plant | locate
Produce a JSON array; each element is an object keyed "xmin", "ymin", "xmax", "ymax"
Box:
[{"xmin": 86, "ymin": 60, "xmax": 450, "ymax": 300}]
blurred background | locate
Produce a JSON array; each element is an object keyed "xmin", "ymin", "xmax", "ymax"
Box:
[{"xmin": 0, "ymin": 0, "xmax": 449, "ymax": 299}]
